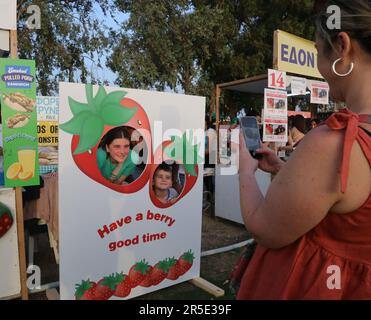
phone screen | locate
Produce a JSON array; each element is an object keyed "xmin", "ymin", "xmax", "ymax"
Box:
[{"xmin": 240, "ymin": 117, "xmax": 261, "ymax": 155}]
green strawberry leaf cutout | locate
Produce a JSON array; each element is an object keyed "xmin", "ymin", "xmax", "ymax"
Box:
[
  {"xmin": 68, "ymin": 97, "xmax": 91, "ymax": 115},
  {"xmin": 86, "ymin": 84, "xmax": 94, "ymax": 107},
  {"xmin": 164, "ymin": 130, "xmax": 202, "ymax": 177},
  {"xmin": 60, "ymin": 84, "xmax": 137, "ymax": 155},
  {"xmin": 93, "ymin": 85, "xmax": 107, "ymax": 111},
  {"xmin": 59, "ymin": 111, "xmax": 92, "ymax": 135},
  {"xmin": 73, "ymin": 115, "xmax": 104, "ymax": 155},
  {"xmin": 101, "ymin": 103, "xmax": 137, "ymax": 126}
]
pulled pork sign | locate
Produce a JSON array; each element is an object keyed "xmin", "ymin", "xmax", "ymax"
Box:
[{"xmin": 0, "ymin": 58, "xmax": 39, "ymax": 187}]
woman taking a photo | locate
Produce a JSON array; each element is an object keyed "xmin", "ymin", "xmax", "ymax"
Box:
[{"xmin": 238, "ymin": 0, "xmax": 371, "ymax": 299}]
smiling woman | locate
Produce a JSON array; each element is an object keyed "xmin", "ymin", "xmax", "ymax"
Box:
[{"xmin": 96, "ymin": 126, "xmax": 140, "ymax": 185}]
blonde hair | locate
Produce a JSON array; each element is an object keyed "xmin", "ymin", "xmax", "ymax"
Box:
[{"xmin": 315, "ymin": 0, "xmax": 371, "ymax": 54}]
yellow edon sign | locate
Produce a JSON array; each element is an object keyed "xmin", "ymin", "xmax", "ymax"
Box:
[{"xmin": 274, "ymin": 30, "xmax": 323, "ymax": 79}]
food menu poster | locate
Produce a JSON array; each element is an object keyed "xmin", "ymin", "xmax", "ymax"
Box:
[{"xmin": 0, "ymin": 58, "xmax": 39, "ymax": 187}]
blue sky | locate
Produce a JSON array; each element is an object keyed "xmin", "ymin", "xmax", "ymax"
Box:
[{"xmin": 85, "ymin": 5, "xmax": 129, "ymax": 85}]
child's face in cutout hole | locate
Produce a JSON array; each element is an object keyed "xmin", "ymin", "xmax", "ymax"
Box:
[{"xmin": 154, "ymin": 169, "xmax": 172, "ymax": 191}]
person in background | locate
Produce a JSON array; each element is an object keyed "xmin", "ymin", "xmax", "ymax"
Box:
[
  {"xmin": 237, "ymin": 0, "xmax": 371, "ymax": 299},
  {"xmin": 278, "ymin": 115, "xmax": 306, "ymax": 155},
  {"xmin": 310, "ymin": 118, "xmax": 320, "ymax": 130}
]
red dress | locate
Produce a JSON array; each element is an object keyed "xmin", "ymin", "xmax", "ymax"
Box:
[{"xmin": 237, "ymin": 109, "xmax": 371, "ymax": 299}]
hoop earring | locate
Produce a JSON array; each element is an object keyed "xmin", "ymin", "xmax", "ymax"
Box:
[{"xmin": 332, "ymin": 58, "xmax": 354, "ymax": 77}]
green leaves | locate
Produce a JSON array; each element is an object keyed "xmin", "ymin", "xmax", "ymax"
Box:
[
  {"xmin": 73, "ymin": 115, "xmax": 104, "ymax": 155},
  {"xmin": 60, "ymin": 84, "xmax": 137, "ymax": 155},
  {"xmin": 101, "ymin": 104, "xmax": 138, "ymax": 126},
  {"xmin": 59, "ymin": 111, "xmax": 92, "ymax": 134},
  {"xmin": 69, "ymin": 97, "xmax": 91, "ymax": 115}
]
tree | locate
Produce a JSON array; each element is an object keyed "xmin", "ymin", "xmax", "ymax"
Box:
[
  {"xmin": 108, "ymin": 0, "xmax": 231, "ymax": 95},
  {"xmin": 193, "ymin": 0, "xmax": 316, "ymax": 116},
  {"xmin": 17, "ymin": 0, "xmax": 114, "ymax": 95}
]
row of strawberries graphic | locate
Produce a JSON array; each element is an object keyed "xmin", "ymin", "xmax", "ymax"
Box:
[{"xmin": 75, "ymin": 250, "xmax": 195, "ymax": 300}]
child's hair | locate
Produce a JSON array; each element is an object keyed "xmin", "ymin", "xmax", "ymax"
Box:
[
  {"xmin": 154, "ymin": 163, "xmax": 173, "ymax": 177},
  {"xmin": 98, "ymin": 126, "xmax": 131, "ymax": 157}
]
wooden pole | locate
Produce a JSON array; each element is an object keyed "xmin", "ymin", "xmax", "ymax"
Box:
[
  {"xmin": 15, "ymin": 187, "xmax": 28, "ymax": 300},
  {"xmin": 10, "ymin": 30, "xmax": 17, "ymax": 58},
  {"xmin": 215, "ymin": 85, "xmax": 220, "ymax": 164},
  {"xmin": 273, "ymin": 30, "xmax": 279, "ymax": 70},
  {"xmin": 10, "ymin": 28, "xmax": 29, "ymax": 300}
]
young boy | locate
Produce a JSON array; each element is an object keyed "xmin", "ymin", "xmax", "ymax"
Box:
[{"xmin": 153, "ymin": 164, "xmax": 179, "ymax": 204}]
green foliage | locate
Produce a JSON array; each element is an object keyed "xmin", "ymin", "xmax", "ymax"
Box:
[
  {"xmin": 108, "ymin": 0, "xmax": 316, "ymax": 114},
  {"xmin": 17, "ymin": 0, "xmax": 114, "ymax": 95}
]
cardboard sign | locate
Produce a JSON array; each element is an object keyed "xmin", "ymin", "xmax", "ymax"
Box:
[
  {"xmin": 0, "ymin": 0, "xmax": 17, "ymax": 30},
  {"xmin": 310, "ymin": 80, "xmax": 329, "ymax": 105},
  {"xmin": 0, "ymin": 59, "xmax": 39, "ymax": 187},
  {"xmin": 268, "ymin": 69, "xmax": 287, "ymax": 90},
  {"xmin": 36, "ymin": 96, "xmax": 59, "ymax": 174},
  {"xmin": 59, "ymin": 82, "xmax": 205, "ymax": 300}
]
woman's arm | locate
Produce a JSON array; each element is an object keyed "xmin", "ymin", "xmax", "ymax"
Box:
[{"xmin": 239, "ymin": 126, "xmax": 344, "ymax": 249}]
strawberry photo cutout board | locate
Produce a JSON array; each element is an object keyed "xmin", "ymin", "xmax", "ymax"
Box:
[{"xmin": 59, "ymin": 82, "xmax": 205, "ymax": 300}]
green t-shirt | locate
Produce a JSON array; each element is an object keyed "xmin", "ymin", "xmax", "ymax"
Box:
[{"xmin": 96, "ymin": 147, "xmax": 139, "ymax": 181}]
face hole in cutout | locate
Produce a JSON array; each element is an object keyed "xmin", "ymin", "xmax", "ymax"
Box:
[
  {"xmin": 151, "ymin": 161, "xmax": 185, "ymax": 207},
  {"xmin": 96, "ymin": 126, "xmax": 149, "ymax": 185}
]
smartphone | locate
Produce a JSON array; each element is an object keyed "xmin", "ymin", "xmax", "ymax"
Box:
[{"xmin": 239, "ymin": 116, "xmax": 262, "ymax": 159}]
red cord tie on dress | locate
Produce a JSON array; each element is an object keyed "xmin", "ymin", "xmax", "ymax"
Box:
[{"xmin": 325, "ymin": 109, "xmax": 359, "ymax": 193}]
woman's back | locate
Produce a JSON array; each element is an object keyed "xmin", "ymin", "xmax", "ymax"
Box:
[{"xmin": 237, "ymin": 111, "xmax": 371, "ymax": 299}]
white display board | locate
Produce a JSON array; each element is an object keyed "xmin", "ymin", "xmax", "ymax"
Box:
[
  {"xmin": 0, "ymin": 188, "xmax": 20, "ymax": 299},
  {"xmin": 59, "ymin": 83, "xmax": 205, "ymax": 300},
  {"xmin": 0, "ymin": 0, "xmax": 17, "ymax": 30},
  {"xmin": 215, "ymin": 166, "xmax": 271, "ymax": 225}
]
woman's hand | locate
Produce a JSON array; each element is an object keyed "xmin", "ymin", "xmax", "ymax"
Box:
[
  {"xmin": 239, "ymin": 132, "xmax": 258, "ymax": 175},
  {"xmin": 256, "ymin": 144, "xmax": 285, "ymax": 174}
]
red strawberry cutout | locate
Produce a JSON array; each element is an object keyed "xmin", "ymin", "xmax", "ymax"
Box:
[
  {"xmin": 128, "ymin": 259, "xmax": 151, "ymax": 288},
  {"xmin": 178, "ymin": 250, "xmax": 194, "ymax": 276},
  {"xmin": 150, "ymin": 133, "xmax": 200, "ymax": 208},
  {"xmin": 0, "ymin": 202, "xmax": 13, "ymax": 239},
  {"xmin": 149, "ymin": 259, "xmax": 170, "ymax": 286},
  {"xmin": 60, "ymin": 84, "xmax": 153, "ymax": 194},
  {"xmin": 139, "ymin": 265, "xmax": 154, "ymax": 287},
  {"xmin": 166, "ymin": 258, "xmax": 181, "ymax": 280},
  {"xmin": 95, "ymin": 274, "xmax": 119, "ymax": 300},
  {"xmin": 75, "ymin": 279, "xmax": 98, "ymax": 300},
  {"xmin": 113, "ymin": 273, "xmax": 132, "ymax": 298}
]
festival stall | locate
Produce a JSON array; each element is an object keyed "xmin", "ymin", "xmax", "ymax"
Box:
[{"xmin": 213, "ymin": 30, "xmax": 330, "ymax": 224}]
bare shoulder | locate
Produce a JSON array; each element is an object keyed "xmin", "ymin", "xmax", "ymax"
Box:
[{"xmin": 250, "ymin": 125, "xmax": 343, "ymax": 248}]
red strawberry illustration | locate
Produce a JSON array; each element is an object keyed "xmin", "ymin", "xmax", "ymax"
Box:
[
  {"xmin": 150, "ymin": 132, "xmax": 200, "ymax": 208},
  {"xmin": 59, "ymin": 84, "xmax": 152, "ymax": 194},
  {"xmin": 150, "ymin": 259, "xmax": 170, "ymax": 286},
  {"xmin": 178, "ymin": 250, "xmax": 195, "ymax": 276},
  {"xmin": 166, "ymin": 258, "xmax": 181, "ymax": 281},
  {"xmin": 113, "ymin": 273, "xmax": 132, "ymax": 298},
  {"xmin": 128, "ymin": 259, "xmax": 151, "ymax": 288},
  {"xmin": 139, "ymin": 265, "xmax": 153, "ymax": 287},
  {"xmin": 95, "ymin": 274, "xmax": 119, "ymax": 300},
  {"xmin": 0, "ymin": 202, "xmax": 13, "ymax": 239},
  {"xmin": 75, "ymin": 279, "xmax": 97, "ymax": 300}
]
